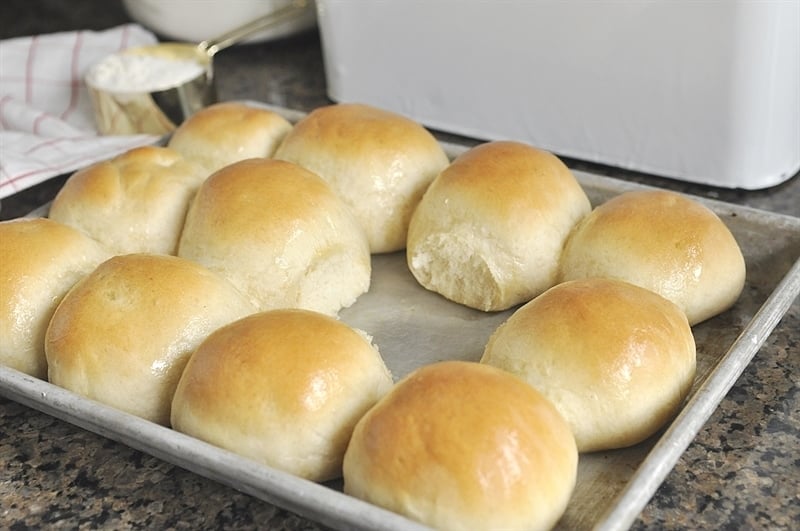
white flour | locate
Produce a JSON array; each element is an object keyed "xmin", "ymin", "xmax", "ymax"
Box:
[{"xmin": 86, "ymin": 52, "xmax": 205, "ymax": 93}]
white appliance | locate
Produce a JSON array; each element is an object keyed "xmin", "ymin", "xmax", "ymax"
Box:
[{"xmin": 316, "ymin": 0, "xmax": 800, "ymax": 190}]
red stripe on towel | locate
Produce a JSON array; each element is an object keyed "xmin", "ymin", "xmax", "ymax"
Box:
[{"xmin": 60, "ymin": 31, "xmax": 85, "ymax": 121}]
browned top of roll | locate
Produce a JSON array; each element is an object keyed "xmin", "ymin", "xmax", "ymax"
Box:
[
  {"xmin": 167, "ymin": 101, "xmax": 292, "ymax": 174},
  {"xmin": 425, "ymin": 140, "xmax": 586, "ymax": 225},
  {"xmin": 0, "ymin": 217, "xmax": 111, "ymax": 378},
  {"xmin": 559, "ymin": 189, "xmax": 746, "ymax": 325},
  {"xmin": 343, "ymin": 360, "xmax": 577, "ymax": 531},
  {"xmin": 406, "ymin": 140, "xmax": 591, "ymax": 311},
  {"xmin": 171, "ymin": 309, "xmax": 392, "ymax": 482},
  {"xmin": 274, "ymin": 103, "xmax": 450, "ymax": 253},
  {"xmin": 48, "ymin": 145, "xmax": 207, "ymax": 255},
  {"xmin": 45, "ymin": 253, "xmax": 256, "ymax": 425},
  {"xmin": 277, "ymin": 103, "xmax": 444, "ymax": 161},
  {"xmin": 177, "ymin": 158, "xmax": 371, "ymax": 315},
  {"xmin": 482, "ymin": 277, "xmax": 696, "ymax": 452}
]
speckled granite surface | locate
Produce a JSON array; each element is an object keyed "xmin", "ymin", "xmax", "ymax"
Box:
[{"xmin": 1, "ymin": 1, "xmax": 798, "ymax": 530}]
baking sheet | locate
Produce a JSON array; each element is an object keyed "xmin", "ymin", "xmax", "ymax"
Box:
[{"xmin": 2, "ymin": 103, "xmax": 799, "ymax": 531}]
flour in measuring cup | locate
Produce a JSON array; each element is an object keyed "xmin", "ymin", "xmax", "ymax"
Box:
[{"xmin": 86, "ymin": 52, "xmax": 205, "ymax": 93}]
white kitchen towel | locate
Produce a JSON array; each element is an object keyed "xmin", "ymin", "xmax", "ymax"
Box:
[{"xmin": 0, "ymin": 24, "xmax": 161, "ymax": 200}]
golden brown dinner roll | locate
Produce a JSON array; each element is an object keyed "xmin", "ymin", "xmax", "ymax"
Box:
[
  {"xmin": 48, "ymin": 145, "xmax": 207, "ymax": 255},
  {"xmin": 171, "ymin": 309, "xmax": 393, "ymax": 482},
  {"xmin": 558, "ymin": 189, "xmax": 746, "ymax": 325},
  {"xmin": 406, "ymin": 140, "xmax": 591, "ymax": 311},
  {"xmin": 481, "ymin": 278, "xmax": 696, "ymax": 453},
  {"xmin": 343, "ymin": 360, "xmax": 577, "ymax": 531},
  {"xmin": 177, "ymin": 158, "xmax": 371, "ymax": 316},
  {"xmin": 0, "ymin": 218, "xmax": 111, "ymax": 379},
  {"xmin": 167, "ymin": 101, "xmax": 293, "ymax": 174},
  {"xmin": 274, "ymin": 103, "xmax": 450, "ymax": 253},
  {"xmin": 45, "ymin": 253, "xmax": 256, "ymax": 425}
]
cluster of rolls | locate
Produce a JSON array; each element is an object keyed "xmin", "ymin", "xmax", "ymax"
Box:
[
  {"xmin": 407, "ymin": 138, "xmax": 746, "ymax": 461},
  {"xmin": 0, "ymin": 100, "xmax": 747, "ymax": 531}
]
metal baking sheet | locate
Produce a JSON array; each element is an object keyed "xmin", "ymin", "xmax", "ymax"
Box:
[{"xmin": 2, "ymin": 103, "xmax": 799, "ymax": 531}]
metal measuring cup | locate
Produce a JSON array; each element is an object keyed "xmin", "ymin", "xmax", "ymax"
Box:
[{"xmin": 86, "ymin": 0, "xmax": 310, "ymax": 136}]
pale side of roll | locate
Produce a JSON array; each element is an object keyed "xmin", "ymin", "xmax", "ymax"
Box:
[
  {"xmin": 45, "ymin": 253, "xmax": 257, "ymax": 425},
  {"xmin": 406, "ymin": 140, "xmax": 591, "ymax": 311},
  {"xmin": 558, "ymin": 189, "xmax": 746, "ymax": 325},
  {"xmin": 48, "ymin": 146, "xmax": 208, "ymax": 255},
  {"xmin": 171, "ymin": 309, "xmax": 393, "ymax": 482},
  {"xmin": 167, "ymin": 101, "xmax": 293, "ymax": 174},
  {"xmin": 274, "ymin": 103, "xmax": 450, "ymax": 253},
  {"xmin": 177, "ymin": 158, "xmax": 371, "ymax": 316},
  {"xmin": 0, "ymin": 218, "xmax": 111, "ymax": 379},
  {"xmin": 481, "ymin": 278, "xmax": 696, "ymax": 453},
  {"xmin": 343, "ymin": 360, "xmax": 578, "ymax": 531}
]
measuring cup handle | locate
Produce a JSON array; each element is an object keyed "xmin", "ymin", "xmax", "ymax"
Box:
[{"xmin": 198, "ymin": 0, "xmax": 311, "ymax": 56}]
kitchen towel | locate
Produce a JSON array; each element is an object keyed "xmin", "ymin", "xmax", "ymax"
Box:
[{"xmin": 0, "ymin": 24, "xmax": 160, "ymax": 200}]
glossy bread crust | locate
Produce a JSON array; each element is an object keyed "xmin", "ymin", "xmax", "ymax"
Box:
[
  {"xmin": 177, "ymin": 158, "xmax": 371, "ymax": 316},
  {"xmin": 0, "ymin": 218, "xmax": 111, "ymax": 378},
  {"xmin": 171, "ymin": 308, "xmax": 393, "ymax": 482},
  {"xmin": 44, "ymin": 253, "xmax": 256, "ymax": 425},
  {"xmin": 559, "ymin": 189, "xmax": 746, "ymax": 325},
  {"xmin": 167, "ymin": 101, "xmax": 293, "ymax": 174},
  {"xmin": 49, "ymin": 145, "xmax": 207, "ymax": 255},
  {"xmin": 343, "ymin": 360, "xmax": 578, "ymax": 531},
  {"xmin": 407, "ymin": 140, "xmax": 591, "ymax": 311},
  {"xmin": 274, "ymin": 103, "xmax": 450, "ymax": 253},
  {"xmin": 482, "ymin": 278, "xmax": 697, "ymax": 452}
]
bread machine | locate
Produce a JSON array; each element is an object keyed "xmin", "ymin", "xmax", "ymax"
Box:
[{"xmin": 315, "ymin": 0, "xmax": 800, "ymax": 190}]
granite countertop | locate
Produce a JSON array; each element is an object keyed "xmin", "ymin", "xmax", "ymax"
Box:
[{"xmin": 1, "ymin": 1, "xmax": 798, "ymax": 530}]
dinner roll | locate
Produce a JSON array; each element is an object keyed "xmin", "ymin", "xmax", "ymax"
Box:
[
  {"xmin": 171, "ymin": 309, "xmax": 393, "ymax": 482},
  {"xmin": 177, "ymin": 158, "xmax": 371, "ymax": 316},
  {"xmin": 481, "ymin": 278, "xmax": 696, "ymax": 453},
  {"xmin": 0, "ymin": 218, "xmax": 111, "ymax": 379},
  {"xmin": 167, "ymin": 101, "xmax": 292, "ymax": 174},
  {"xmin": 45, "ymin": 253, "xmax": 256, "ymax": 425},
  {"xmin": 274, "ymin": 103, "xmax": 450, "ymax": 253},
  {"xmin": 406, "ymin": 140, "xmax": 591, "ymax": 311},
  {"xmin": 558, "ymin": 189, "xmax": 746, "ymax": 325},
  {"xmin": 343, "ymin": 360, "xmax": 577, "ymax": 531},
  {"xmin": 48, "ymin": 146, "xmax": 207, "ymax": 255}
]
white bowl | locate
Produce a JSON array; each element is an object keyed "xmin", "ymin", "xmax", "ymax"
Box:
[{"xmin": 122, "ymin": 0, "xmax": 317, "ymax": 44}]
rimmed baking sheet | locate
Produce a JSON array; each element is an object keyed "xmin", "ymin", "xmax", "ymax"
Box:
[{"xmin": 1, "ymin": 103, "xmax": 799, "ymax": 531}]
